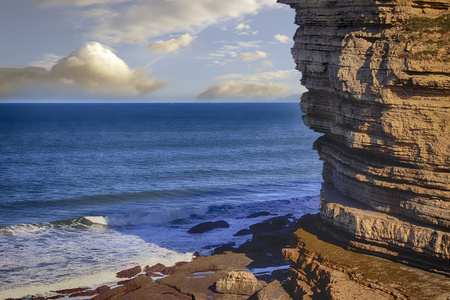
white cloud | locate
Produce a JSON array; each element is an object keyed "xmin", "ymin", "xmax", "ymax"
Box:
[
  {"xmin": 0, "ymin": 42, "xmax": 166, "ymax": 98},
  {"xmin": 148, "ymin": 33, "xmax": 196, "ymax": 54},
  {"xmin": 197, "ymin": 80, "xmax": 290, "ymax": 100},
  {"xmin": 215, "ymin": 70, "xmax": 297, "ymax": 82},
  {"xmin": 236, "ymin": 51, "xmax": 268, "ymax": 62},
  {"xmin": 235, "ymin": 23, "xmax": 250, "ymax": 31},
  {"xmin": 274, "ymin": 34, "xmax": 291, "ymax": 44},
  {"xmin": 83, "ymin": 0, "xmax": 276, "ymax": 44},
  {"xmin": 50, "ymin": 42, "xmax": 165, "ymax": 95}
]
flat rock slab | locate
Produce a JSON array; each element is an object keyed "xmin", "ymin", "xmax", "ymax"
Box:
[
  {"xmin": 284, "ymin": 215, "xmax": 450, "ymax": 300},
  {"xmin": 158, "ymin": 252, "xmax": 253, "ymax": 299},
  {"xmin": 92, "ymin": 277, "xmax": 191, "ymax": 300}
]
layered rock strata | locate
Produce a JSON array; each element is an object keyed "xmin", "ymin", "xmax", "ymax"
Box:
[
  {"xmin": 283, "ymin": 215, "xmax": 450, "ymax": 299},
  {"xmin": 278, "ymin": 0, "xmax": 450, "ymax": 274}
]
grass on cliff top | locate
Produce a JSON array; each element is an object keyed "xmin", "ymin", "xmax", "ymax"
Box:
[
  {"xmin": 403, "ymin": 13, "xmax": 450, "ymax": 34},
  {"xmin": 399, "ymin": 13, "xmax": 449, "ymax": 62}
]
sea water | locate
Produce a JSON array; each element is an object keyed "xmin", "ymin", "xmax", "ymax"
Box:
[{"xmin": 0, "ymin": 102, "xmax": 322, "ymax": 298}]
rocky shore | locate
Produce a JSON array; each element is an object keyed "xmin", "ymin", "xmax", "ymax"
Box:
[{"xmin": 7, "ymin": 215, "xmax": 297, "ymax": 300}]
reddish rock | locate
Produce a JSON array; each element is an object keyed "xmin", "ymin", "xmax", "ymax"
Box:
[
  {"xmin": 145, "ymin": 262, "xmax": 166, "ymax": 273},
  {"xmin": 53, "ymin": 287, "xmax": 89, "ymax": 294},
  {"xmin": 162, "ymin": 261, "xmax": 188, "ymax": 275},
  {"xmin": 92, "ymin": 277, "xmax": 191, "ymax": 300},
  {"xmin": 46, "ymin": 295, "xmax": 64, "ymax": 300},
  {"xmin": 95, "ymin": 285, "xmax": 110, "ymax": 294},
  {"xmin": 69, "ymin": 290, "xmax": 97, "ymax": 297},
  {"xmin": 146, "ymin": 271, "xmax": 161, "ymax": 277},
  {"xmin": 116, "ymin": 265, "xmax": 142, "ymax": 278},
  {"xmin": 117, "ymin": 279, "xmax": 133, "ymax": 285}
]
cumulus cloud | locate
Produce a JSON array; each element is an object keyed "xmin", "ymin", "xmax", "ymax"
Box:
[
  {"xmin": 235, "ymin": 51, "xmax": 268, "ymax": 62},
  {"xmin": 197, "ymin": 81, "xmax": 290, "ymax": 100},
  {"xmin": 82, "ymin": 0, "xmax": 276, "ymax": 44},
  {"xmin": 0, "ymin": 42, "xmax": 165, "ymax": 98},
  {"xmin": 148, "ymin": 33, "xmax": 196, "ymax": 54},
  {"xmin": 49, "ymin": 42, "xmax": 165, "ymax": 95},
  {"xmin": 274, "ymin": 34, "xmax": 291, "ymax": 44}
]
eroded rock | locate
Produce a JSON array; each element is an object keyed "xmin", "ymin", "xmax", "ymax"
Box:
[{"xmin": 215, "ymin": 271, "xmax": 265, "ymax": 296}]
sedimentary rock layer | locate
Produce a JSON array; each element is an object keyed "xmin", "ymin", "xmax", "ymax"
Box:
[
  {"xmin": 283, "ymin": 215, "xmax": 450, "ymax": 299},
  {"xmin": 279, "ymin": 0, "xmax": 450, "ymax": 267}
]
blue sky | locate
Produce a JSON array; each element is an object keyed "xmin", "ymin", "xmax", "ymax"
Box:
[{"xmin": 0, "ymin": 0, "xmax": 303, "ymax": 102}]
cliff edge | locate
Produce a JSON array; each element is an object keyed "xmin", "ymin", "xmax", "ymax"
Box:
[{"xmin": 278, "ymin": 0, "xmax": 450, "ymax": 296}]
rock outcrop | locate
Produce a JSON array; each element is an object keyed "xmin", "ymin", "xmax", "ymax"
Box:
[{"xmin": 278, "ymin": 0, "xmax": 450, "ymax": 275}]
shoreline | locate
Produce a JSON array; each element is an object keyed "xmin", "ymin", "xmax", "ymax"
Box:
[{"xmin": 4, "ymin": 214, "xmax": 297, "ymax": 300}]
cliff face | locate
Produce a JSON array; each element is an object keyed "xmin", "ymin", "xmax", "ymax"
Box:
[{"xmin": 279, "ymin": 0, "xmax": 449, "ymax": 274}]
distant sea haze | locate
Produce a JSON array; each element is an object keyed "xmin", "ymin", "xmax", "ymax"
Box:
[{"xmin": 0, "ymin": 102, "xmax": 323, "ymax": 298}]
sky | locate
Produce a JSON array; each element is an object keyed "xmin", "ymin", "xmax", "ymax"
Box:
[{"xmin": 0, "ymin": 0, "xmax": 304, "ymax": 102}]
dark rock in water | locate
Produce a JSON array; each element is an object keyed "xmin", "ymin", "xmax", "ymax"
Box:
[
  {"xmin": 188, "ymin": 220, "xmax": 230, "ymax": 233},
  {"xmin": 213, "ymin": 242, "xmax": 236, "ymax": 255},
  {"xmin": 116, "ymin": 265, "xmax": 142, "ymax": 278},
  {"xmin": 145, "ymin": 263, "xmax": 166, "ymax": 273},
  {"xmin": 246, "ymin": 211, "xmax": 271, "ymax": 218},
  {"xmin": 250, "ymin": 216, "xmax": 290, "ymax": 234},
  {"xmin": 238, "ymin": 231, "xmax": 290, "ymax": 253},
  {"xmin": 234, "ymin": 228, "xmax": 252, "ymax": 236}
]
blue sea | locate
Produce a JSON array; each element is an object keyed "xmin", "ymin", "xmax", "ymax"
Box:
[{"xmin": 0, "ymin": 102, "xmax": 322, "ymax": 298}]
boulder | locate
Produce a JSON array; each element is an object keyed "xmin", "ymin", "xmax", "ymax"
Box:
[
  {"xmin": 116, "ymin": 265, "xmax": 141, "ymax": 278},
  {"xmin": 145, "ymin": 263, "xmax": 166, "ymax": 273},
  {"xmin": 233, "ymin": 229, "xmax": 251, "ymax": 236},
  {"xmin": 95, "ymin": 285, "xmax": 110, "ymax": 294},
  {"xmin": 213, "ymin": 242, "xmax": 235, "ymax": 255},
  {"xmin": 215, "ymin": 271, "xmax": 265, "ymax": 296},
  {"xmin": 255, "ymin": 280, "xmax": 293, "ymax": 300},
  {"xmin": 188, "ymin": 220, "xmax": 230, "ymax": 233},
  {"xmin": 246, "ymin": 212, "xmax": 271, "ymax": 218}
]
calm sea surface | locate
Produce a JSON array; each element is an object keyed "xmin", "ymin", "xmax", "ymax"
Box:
[{"xmin": 0, "ymin": 102, "xmax": 322, "ymax": 297}]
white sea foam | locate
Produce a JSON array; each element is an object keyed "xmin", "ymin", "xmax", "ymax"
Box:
[{"xmin": 84, "ymin": 216, "xmax": 108, "ymax": 225}]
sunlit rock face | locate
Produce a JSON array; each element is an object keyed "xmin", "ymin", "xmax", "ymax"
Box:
[{"xmin": 279, "ymin": 0, "xmax": 449, "ymax": 271}]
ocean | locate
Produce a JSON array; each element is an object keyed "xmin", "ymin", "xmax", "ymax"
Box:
[{"xmin": 0, "ymin": 102, "xmax": 323, "ymax": 298}]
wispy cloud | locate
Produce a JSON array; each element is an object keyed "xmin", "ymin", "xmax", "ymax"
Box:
[
  {"xmin": 235, "ymin": 51, "xmax": 268, "ymax": 62},
  {"xmin": 30, "ymin": 53, "xmax": 63, "ymax": 69},
  {"xmin": 52, "ymin": 0, "xmax": 277, "ymax": 44}
]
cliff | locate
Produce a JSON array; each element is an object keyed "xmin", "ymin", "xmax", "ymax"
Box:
[{"xmin": 278, "ymin": 0, "xmax": 450, "ymax": 297}]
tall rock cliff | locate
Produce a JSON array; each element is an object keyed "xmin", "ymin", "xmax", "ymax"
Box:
[{"xmin": 279, "ymin": 0, "xmax": 449, "ymax": 278}]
